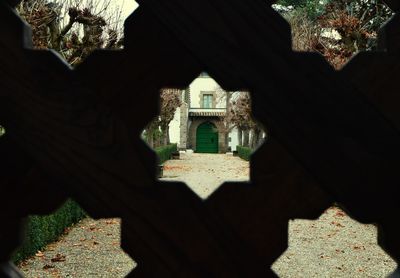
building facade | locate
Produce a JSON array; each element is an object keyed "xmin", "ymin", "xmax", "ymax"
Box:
[{"xmin": 168, "ymin": 73, "xmax": 239, "ymax": 153}]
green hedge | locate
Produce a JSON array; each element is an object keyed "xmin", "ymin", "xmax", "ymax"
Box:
[
  {"xmin": 237, "ymin": 145, "xmax": 252, "ymax": 161},
  {"xmin": 155, "ymin": 143, "xmax": 178, "ymax": 164},
  {"xmin": 12, "ymin": 199, "xmax": 86, "ymax": 263}
]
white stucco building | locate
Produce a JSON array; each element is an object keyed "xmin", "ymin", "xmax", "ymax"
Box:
[{"xmin": 168, "ymin": 73, "xmax": 239, "ymax": 153}]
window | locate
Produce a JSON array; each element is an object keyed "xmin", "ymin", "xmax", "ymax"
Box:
[{"xmin": 203, "ymin": 94, "xmax": 213, "ymax": 108}]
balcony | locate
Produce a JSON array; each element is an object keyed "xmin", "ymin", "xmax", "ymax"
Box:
[{"xmin": 188, "ymin": 108, "xmax": 226, "ymax": 117}]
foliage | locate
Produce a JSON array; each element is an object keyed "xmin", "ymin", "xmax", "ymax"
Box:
[
  {"xmin": 229, "ymin": 92, "xmax": 255, "ymax": 131},
  {"xmin": 12, "ymin": 199, "xmax": 86, "ymax": 263},
  {"xmin": 159, "ymin": 89, "xmax": 182, "ymax": 144},
  {"xmin": 279, "ymin": 0, "xmax": 394, "ymax": 69},
  {"xmin": 317, "ymin": 0, "xmax": 393, "ymax": 68},
  {"xmin": 277, "ymin": 0, "xmax": 329, "ymax": 20},
  {"xmin": 237, "ymin": 145, "xmax": 252, "ymax": 161},
  {"xmin": 215, "ymin": 89, "xmax": 265, "ymax": 149},
  {"xmin": 276, "ymin": 0, "xmax": 308, "ymax": 7},
  {"xmin": 16, "ymin": 0, "xmax": 124, "ymax": 66},
  {"xmin": 155, "ymin": 143, "xmax": 178, "ymax": 164},
  {"xmin": 284, "ymin": 8, "xmax": 322, "ymax": 52}
]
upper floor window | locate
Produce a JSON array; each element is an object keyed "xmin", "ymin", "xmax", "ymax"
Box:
[{"xmin": 203, "ymin": 94, "xmax": 213, "ymax": 108}]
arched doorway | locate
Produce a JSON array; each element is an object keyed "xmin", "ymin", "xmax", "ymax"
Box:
[{"xmin": 196, "ymin": 122, "xmax": 218, "ymax": 153}]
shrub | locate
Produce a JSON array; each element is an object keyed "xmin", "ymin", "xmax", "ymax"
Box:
[
  {"xmin": 237, "ymin": 145, "xmax": 252, "ymax": 161},
  {"xmin": 12, "ymin": 199, "xmax": 86, "ymax": 263},
  {"xmin": 155, "ymin": 143, "xmax": 178, "ymax": 164}
]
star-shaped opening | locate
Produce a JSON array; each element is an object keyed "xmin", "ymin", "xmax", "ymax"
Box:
[{"xmin": 142, "ymin": 72, "xmax": 266, "ymax": 199}]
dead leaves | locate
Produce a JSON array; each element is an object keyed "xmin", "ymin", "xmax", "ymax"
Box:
[
  {"xmin": 335, "ymin": 210, "xmax": 346, "ymax": 218},
  {"xmin": 331, "ymin": 221, "xmax": 345, "ymax": 228},
  {"xmin": 105, "ymin": 219, "xmax": 118, "ymax": 225},
  {"xmin": 43, "ymin": 264, "xmax": 55, "ymax": 270},
  {"xmin": 35, "ymin": 251, "xmax": 44, "ymax": 257},
  {"xmin": 162, "ymin": 165, "xmax": 191, "ymax": 171},
  {"xmin": 51, "ymin": 254, "xmax": 66, "ymax": 263},
  {"xmin": 353, "ymin": 245, "xmax": 366, "ymax": 251}
]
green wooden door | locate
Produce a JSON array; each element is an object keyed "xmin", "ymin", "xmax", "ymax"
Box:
[{"xmin": 196, "ymin": 122, "xmax": 218, "ymax": 153}]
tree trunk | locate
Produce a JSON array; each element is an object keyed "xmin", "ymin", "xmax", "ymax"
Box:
[
  {"xmin": 250, "ymin": 129, "xmax": 255, "ymax": 149},
  {"xmin": 238, "ymin": 128, "xmax": 242, "ymax": 146},
  {"xmin": 161, "ymin": 125, "xmax": 168, "ymax": 146},
  {"xmin": 163, "ymin": 133, "xmax": 168, "ymax": 146},
  {"xmin": 147, "ymin": 130, "xmax": 154, "ymax": 148},
  {"xmin": 225, "ymin": 135, "xmax": 229, "ymax": 152},
  {"xmin": 167, "ymin": 128, "xmax": 170, "ymax": 145},
  {"xmin": 243, "ymin": 129, "xmax": 250, "ymax": 147},
  {"xmin": 251, "ymin": 128, "xmax": 261, "ymax": 149},
  {"xmin": 157, "ymin": 134, "xmax": 162, "ymax": 148},
  {"xmin": 223, "ymin": 129, "xmax": 229, "ymax": 153},
  {"xmin": 258, "ymin": 131, "xmax": 266, "ymax": 147}
]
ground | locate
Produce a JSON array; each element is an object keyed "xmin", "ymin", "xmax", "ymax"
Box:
[
  {"xmin": 160, "ymin": 152, "xmax": 249, "ymax": 199},
  {"xmin": 18, "ymin": 218, "xmax": 135, "ymax": 278},
  {"xmin": 271, "ymin": 206, "xmax": 397, "ymax": 277},
  {"xmin": 18, "ymin": 153, "xmax": 397, "ymax": 277}
]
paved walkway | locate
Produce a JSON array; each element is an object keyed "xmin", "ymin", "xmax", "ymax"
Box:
[
  {"xmin": 18, "ymin": 153, "xmax": 397, "ymax": 277},
  {"xmin": 159, "ymin": 152, "xmax": 250, "ymax": 199}
]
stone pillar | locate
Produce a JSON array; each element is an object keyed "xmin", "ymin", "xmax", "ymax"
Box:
[{"xmin": 179, "ymin": 102, "xmax": 188, "ymax": 150}]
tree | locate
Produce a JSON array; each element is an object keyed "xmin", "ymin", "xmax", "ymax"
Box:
[
  {"xmin": 16, "ymin": 0, "xmax": 124, "ymax": 66},
  {"xmin": 215, "ymin": 87, "xmax": 238, "ymax": 152},
  {"xmin": 145, "ymin": 89, "xmax": 182, "ymax": 148},
  {"xmin": 230, "ymin": 92, "xmax": 253, "ymax": 148},
  {"xmin": 228, "ymin": 91, "xmax": 265, "ymax": 149},
  {"xmin": 317, "ymin": 0, "xmax": 393, "ymax": 68},
  {"xmin": 159, "ymin": 89, "xmax": 182, "ymax": 146},
  {"xmin": 278, "ymin": 0, "xmax": 394, "ymax": 69},
  {"xmin": 0, "ymin": 1, "xmax": 124, "ymax": 143}
]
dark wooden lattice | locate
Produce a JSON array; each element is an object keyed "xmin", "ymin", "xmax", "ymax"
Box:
[{"xmin": 1, "ymin": 0, "xmax": 400, "ymax": 276}]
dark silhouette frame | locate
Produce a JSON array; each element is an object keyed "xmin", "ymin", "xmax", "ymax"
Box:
[{"xmin": 1, "ymin": 0, "xmax": 400, "ymax": 276}]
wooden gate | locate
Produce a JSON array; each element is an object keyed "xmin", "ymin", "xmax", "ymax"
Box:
[
  {"xmin": 1, "ymin": 0, "xmax": 400, "ymax": 276},
  {"xmin": 196, "ymin": 122, "xmax": 218, "ymax": 153}
]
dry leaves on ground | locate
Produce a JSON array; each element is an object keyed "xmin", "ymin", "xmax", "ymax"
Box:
[{"xmin": 51, "ymin": 254, "xmax": 66, "ymax": 262}]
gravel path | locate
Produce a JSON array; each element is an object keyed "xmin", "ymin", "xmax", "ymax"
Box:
[
  {"xmin": 18, "ymin": 153, "xmax": 398, "ymax": 277},
  {"xmin": 18, "ymin": 218, "xmax": 135, "ymax": 278},
  {"xmin": 160, "ymin": 152, "xmax": 249, "ymax": 199}
]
